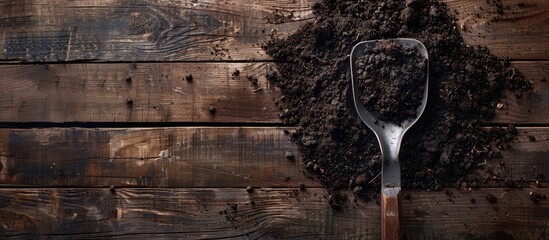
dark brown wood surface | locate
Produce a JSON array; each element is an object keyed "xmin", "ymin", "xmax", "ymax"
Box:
[
  {"xmin": 0, "ymin": 0, "xmax": 548, "ymax": 239},
  {"xmin": 0, "ymin": 127, "xmax": 547, "ymax": 188},
  {"xmin": 0, "ymin": 188, "xmax": 547, "ymax": 239},
  {"xmin": 0, "ymin": 61, "xmax": 546, "ymax": 124},
  {"xmin": 0, "ymin": 127, "xmax": 316, "ymax": 188},
  {"xmin": 0, "ymin": 0, "xmax": 547, "ymax": 62},
  {"xmin": 443, "ymin": 0, "xmax": 549, "ymax": 60},
  {"xmin": 490, "ymin": 61, "xmax": 549, "ymax": 124},
  {"xmin": 0, "ymin": 0, "xmax": 316, "ymax": 62},
  {"xmin": 0, "ymin": 63, "xmax": 282, "ymax": 123}
]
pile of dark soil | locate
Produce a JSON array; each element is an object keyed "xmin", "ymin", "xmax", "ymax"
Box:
[
  {"xmin": 263, "ymin": 0, "xmax": 530, "ymax": 193},
  {"xmin": 356, "ymin": 40, "xmax": 427, "ymax": 124}
]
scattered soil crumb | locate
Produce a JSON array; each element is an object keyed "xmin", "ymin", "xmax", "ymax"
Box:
[
  {"xmin": 126, "ymin": 98, "xmax": 134, "ymax": 107},
  {"xmin": 488, "ymin": 0, "xmax": 505, "ymax": 14},
  {"xmin": 285, "ymin": 151, "xmax": 295, "ymax": 161},
  {"xmin": 247, "ymin": 75, "xmax": 259, "ymax": 85},
  {"xmin": 529, "ymin": 192, "xmax": 547, "ymax": 204},
  {"xmin": 487, "ymin": 193, "xmax": 498, "ymax": 204},
  {"xmin": 404, "ymin": 193, "xmax": 412, "ymax": 201},
  {"xmin": 445, "ymin": 191, "xmax": 455, "ymax": 202},
  {"xmin": 220, "ymin": 203, "xmax": 239, "ymax": 222},
  {"xmin": 327, "ymin": 192, "xmax": 346, "ymax": 209},
  {"xmin": 208, "ymin": 105, "xmax": 216, "ymax": 114},
  {"xmin": 185, "ymin": 74, "xmax": 193, "ymax": 82}
]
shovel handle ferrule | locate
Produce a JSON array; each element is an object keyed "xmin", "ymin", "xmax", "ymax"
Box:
[{"xmin": 381, "ymin": 187, "xmax": 402, "ymax": 240}]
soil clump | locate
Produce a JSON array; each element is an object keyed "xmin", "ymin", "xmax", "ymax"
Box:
[{"xmin": 356, "ymin": 40, "xmax": 427, "ymax": 124}]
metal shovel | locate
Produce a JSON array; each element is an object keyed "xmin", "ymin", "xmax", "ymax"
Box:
[{"xmin": 350, "ymin": 38, "xmax": 429, "ymax": 240}]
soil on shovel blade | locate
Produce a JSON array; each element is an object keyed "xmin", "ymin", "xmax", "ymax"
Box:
[
  {"xmin": 356, "ymin": 40, "xmax": 427, "ymax": 124},
  {"xmin": 263, "ymin": 0, "xmax": 531, "ymax": 196}
]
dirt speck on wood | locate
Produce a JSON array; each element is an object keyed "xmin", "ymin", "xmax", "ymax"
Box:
[
  {"xmin": 487, "ymin": 193, "xmax": 498, "ymax": 204},
  {"xmin": 185, "ymin": 74, "xmax": 193, "ymax": 82},
  {"xmin": 529, "ymin": 191, "xmax": 547, "ymax": 204}
]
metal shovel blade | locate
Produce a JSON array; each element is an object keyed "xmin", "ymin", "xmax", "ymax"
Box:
[{"xmin": 350, "ymin": 38, "xmax": 429, "ymax": 240}]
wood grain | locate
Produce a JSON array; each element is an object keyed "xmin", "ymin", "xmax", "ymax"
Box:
[
  {"xmin": 0, "ymin": 61, "xmax": 546, "ymax": 124},
  {"xmin": 381, "ymin": 187, "xmax": 402, "ymax": 240},
  {"xmin": 0, "ymin": 188, "xmax": 547, "ymax": 239},
  {"xmin": 490, "ymin": 61, "xmax": 549, "ymax": 124},
  {"xmin": 0, "ymin": 0, "xmax": 547, "ymax": 62},
  {"xmin": 0, "ymin": 127, "xmax": 320, "ymax": 188},
  {"xmin": 0, "ymin": 127, "xmax": 547, "ymax": 188},
  {"xmin": 0, "ymin": 0, "xmax": 315, "ymax": 62},
  {"xmin": 486, "ymin": 127, "xmax": 549, "ymax": 182},
  {"xmin": 442, "ymin": 0, "xmax": 549, "ymax": 60},
  {"xmin": 0, "ymin": 62, "xmax": 282, "ymax": 123}
]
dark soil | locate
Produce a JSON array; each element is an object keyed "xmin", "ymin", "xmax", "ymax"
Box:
[
  {"xmin": 185, "ymin": 74, "xmax": 193, "ymax": 82},
  {"xmin": 356, "ymin": 40, "xmax": 427, "ymax": 124},
  {"xmin": 263, "ymin": 0, "xmax": 530, "ymax": 194},
  {"xmin": 126, "ymin": 98, "xmax": 134, "ymax": 108},
  {"xmin": 285, "ymin": 151, "xmax": 295, "ymax": 161},
  {"xmin": 530, "ymin": 192, "xmax": 547, "ymax": 204},
  {"xmin": 487, "ymin": 193, "xmax": 498, "ymax": 204},
  {"xmin": 208, "ymin": 105, "xmax": 216, "ymax": 114}
]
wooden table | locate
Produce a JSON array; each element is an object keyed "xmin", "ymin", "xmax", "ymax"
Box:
[{"xmin": 0, "ymin": 0, "xmax": 547, "ymax": 239}]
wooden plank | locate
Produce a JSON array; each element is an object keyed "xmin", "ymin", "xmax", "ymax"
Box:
[
  {"xmin": 0, "ymin": 62, "xmax": 282, "ymax": 123},
  {"xmin": 0, "ymin": 127, "xmax": 547, "ymax": 188},
  {"xmin": 0, "ymin": 61, "xmax": 546, "ymax": 124},
  {"xmin": 0, "ymin": 188, "xmax": 547, "ymax": 239},
  {"xmin": 0, "ymin": 0, "xmax": 315, "ymax": 62},
  {"xmin": 465, "ymin": 127, "xmax": 549, "ymax": 186},
  {"xmin": 442, "ymin": 0, "xmax": 549, "ymax": 60},
  {"xmin": 0, "ymin": 0, "xmax": 547, "ymax": 62},
  {"xmin": 490, "ymin": 61, "xmax": 549, "ymax": 124},
  {"xmin": 0, "ymin": 127, "xmax": 317, "ymax": 188}
]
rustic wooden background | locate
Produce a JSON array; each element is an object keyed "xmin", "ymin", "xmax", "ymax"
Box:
[{"xmin": 0, "ymin": 0, "xmax": 548, "ymax": 239}]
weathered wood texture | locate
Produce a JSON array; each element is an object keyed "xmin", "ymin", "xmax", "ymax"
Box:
[
  {"xmin": 0, "ymin": 0, "xmax": 315, "ymax": 62},
  {"xmin": 0, "ymin": 0, "xmax": 547, "ymax": 62},
  {"xmin": 0, "ymin": 127, "xmax": 547, "ymax": 188},
  {"xmin": 490, "ymin": 61, "xmax": 549, "ymax": 124},
  {"xmin": 0, "ymin": 61, "xmax": 546, "ymax": 124},
  {"xmin": 0, "ymin": 127, "xmax": 319, "ymax": 188},
  {"xmin": 0, "ymin": 188, "xmax": 547, "ymax": 239},
  {"xmin": 442, "ymin": 0, "xmax": 549, "ymax": 60},
  {"xmin": 0, "ymin": 63, "xmax": 282, "ymax": 123}
]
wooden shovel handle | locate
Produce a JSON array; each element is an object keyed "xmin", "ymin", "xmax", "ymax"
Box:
[{"xmin": 381, "ymin": 187, "xmax": 402, "ymax": 240}]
